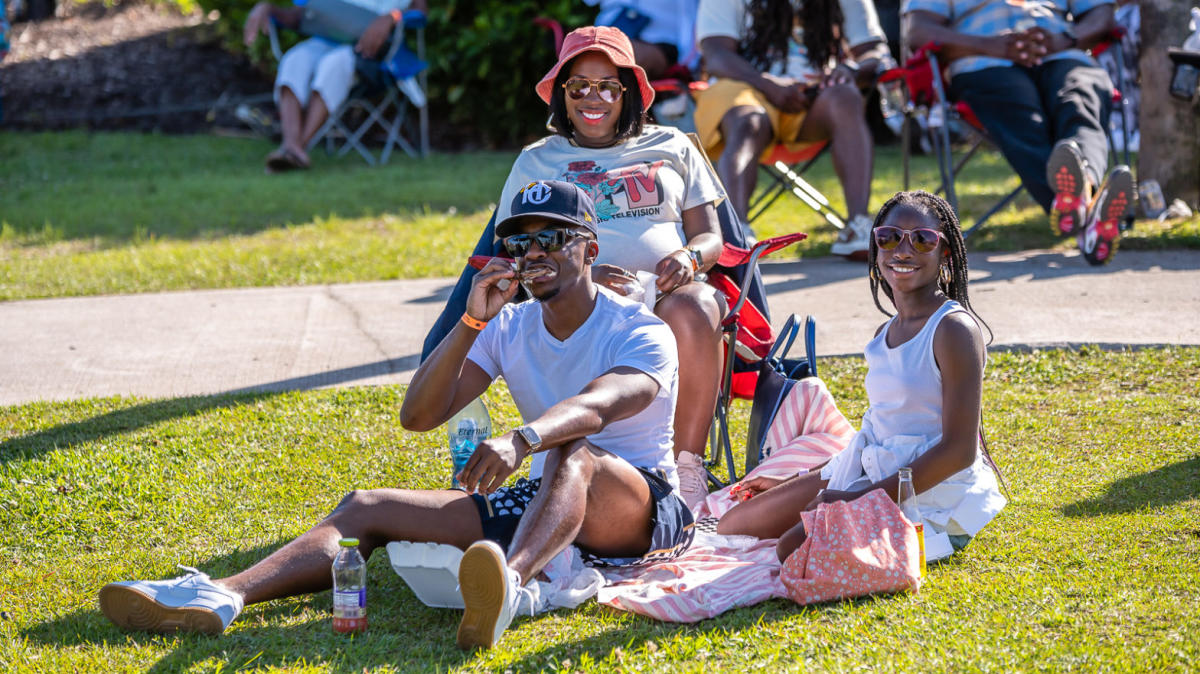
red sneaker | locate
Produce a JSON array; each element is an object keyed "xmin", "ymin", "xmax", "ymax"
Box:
[
  {"xmin": 1046, "ymin": 141, "xmax": 1090, "ymax": 236},
  {"xmin": 1077, "ymin": 165, "xmax": 1133, "ymax": 266}
]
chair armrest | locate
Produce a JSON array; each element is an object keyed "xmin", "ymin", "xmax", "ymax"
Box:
[
  {"xmin": 382, "ymin": 9, "xmax": 426, "ymax": 63},
  {"xmin": 267, "ymin": 19, "xmax": 284, "ymax": 61}
]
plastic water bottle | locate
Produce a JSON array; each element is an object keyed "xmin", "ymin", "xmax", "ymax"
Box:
[
  {"xmin": 878, "ymin": 80, "xmax": 906, "ymax": 136},
  {"xmin": 897, "ymin": 467, "xmax": 926, "ymax": 578},
  {"xmin": 332, "ymin": 537, "xmax": 367, "ymax": 633},
  {"xmin": 448, "ymin": 397, "xmax": 491, "ymax": 489}
]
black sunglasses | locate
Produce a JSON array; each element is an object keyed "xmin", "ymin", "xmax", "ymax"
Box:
[
  {"xmin": 502, "ymin": 229, "xmax": 586, "ymax": 258},
  {"xmin": 873, "ymin": 225, "xmax": 946, "ymax": 253}
]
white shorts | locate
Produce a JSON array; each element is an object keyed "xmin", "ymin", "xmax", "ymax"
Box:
[{"xmin": 275, "ymin": 38, "xmax": 356, "ymax": 113}]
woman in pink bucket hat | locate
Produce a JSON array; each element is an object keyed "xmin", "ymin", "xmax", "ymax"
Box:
[{"xmin": 495, "ymin": 25, "xmax": 727, "ymax": 510}]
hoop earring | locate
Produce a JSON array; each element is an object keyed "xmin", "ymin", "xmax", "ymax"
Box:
[
  {"xmin": 869, "ymin": 265, "xmax": 879, "ymax": 282},
  {"xmin": 940, "ymin": 263, "xmax": 951, "ymax": 286}
]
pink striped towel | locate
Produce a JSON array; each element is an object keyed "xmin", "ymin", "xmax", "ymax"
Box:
[{"xmin": 596, "ymin": 377, "xmax": 856, "ymax": 622}]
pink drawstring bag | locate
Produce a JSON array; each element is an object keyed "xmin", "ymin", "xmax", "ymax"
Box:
[{"xmin": 780, "ymin": 489, "xmax": 922, "ymax": 605}]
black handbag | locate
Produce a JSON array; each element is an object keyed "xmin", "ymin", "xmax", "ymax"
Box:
[{"xmin": 745, "ymin": 314, "xmax": 818, "ymax": 473}]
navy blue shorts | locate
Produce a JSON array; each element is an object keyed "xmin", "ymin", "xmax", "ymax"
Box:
[{"xmin": 469, "ymin": 466, "xmax": 695, "ymax": 568}]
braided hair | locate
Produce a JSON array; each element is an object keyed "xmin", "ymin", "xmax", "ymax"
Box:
[
  {"xmin": 867, "ymin": 190, "xmax": 993, "ymax": 344},
  {"xmin": 742, "ymin": 0, "xmax": 844, "ymax": 73}
]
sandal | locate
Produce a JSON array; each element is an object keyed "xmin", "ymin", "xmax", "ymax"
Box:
[{"xmin": 264, "ymin": 147, "xmax": 310, "ymax": 174}]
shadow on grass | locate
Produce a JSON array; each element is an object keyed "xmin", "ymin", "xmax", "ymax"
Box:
[
  {"xmin": 18, "ymin": 540, "xmax": 476, "ymax": 671},
  {"xmin": 0, "ymin": 358, "xmax": 417, "ymax": 463},
  {"xmin": 1061, "ymin": 455, "xmax": 1200, "ymax": 517}
]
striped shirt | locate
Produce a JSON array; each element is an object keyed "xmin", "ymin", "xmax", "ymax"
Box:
[{"xmin": 902, "ymin": 0, "xmax": 1113, "ymax": 77}]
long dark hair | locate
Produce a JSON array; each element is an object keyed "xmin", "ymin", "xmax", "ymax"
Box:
[
  {"xmin": 742, "ymin": 0, "xmax": 844, "ymax": 73},
  {"xmin": 547, "ymin": 56, "xmax": 646, "ymax": 143},
  {"xmin": 867, "ymin": 190, "xmax": 993, "ymax": 344}
]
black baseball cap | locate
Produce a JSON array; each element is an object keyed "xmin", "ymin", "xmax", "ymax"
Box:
[{"xmin": 495, "ymin": 180, "xmax": 599, "ymax": 238}]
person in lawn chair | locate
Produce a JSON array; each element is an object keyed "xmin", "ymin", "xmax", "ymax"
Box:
[
  {"xmin": 243, "ymin": 0, "xmax": 426, "ymax": 173},
  {"xmin": 694, "ymin": 0, "xmax": 893, "ymax": 257},
  {"xmin": 97, "ymin": 181, "xmax": 695, "ymax": 650},
  {"xmin": 905, "ymin": 0, "xmax": 1133, "ymax": 265}
]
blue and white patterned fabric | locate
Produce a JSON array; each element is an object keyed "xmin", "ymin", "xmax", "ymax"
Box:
[{"xmin": 902, "ymin": 0, "xmax": 1114, "ymax": 77}]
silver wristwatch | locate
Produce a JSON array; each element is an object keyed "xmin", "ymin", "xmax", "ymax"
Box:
[{"xmin": 515, "ymin": 425, "xmax": 542, "ymax": 453}]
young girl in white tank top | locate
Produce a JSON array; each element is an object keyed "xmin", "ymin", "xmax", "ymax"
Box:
[{"xmin": 716, "ymin": 190, "xmax": 1006, "ymax": 563}]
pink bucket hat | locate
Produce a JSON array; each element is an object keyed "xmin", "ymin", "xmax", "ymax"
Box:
[{"xmin": 535, "ymin": 26, "xmax": 655, "ymax": 110}]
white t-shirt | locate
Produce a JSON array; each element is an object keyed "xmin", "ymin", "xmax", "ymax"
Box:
[
  {"xmin": 585, "ymin": 0, "xmax": 701, "ymax": 64},
  {"xmin": 497, "ymin": 125, "xmax": 725, "ymax": 274},
  {"xmin": 696, "ymin": 0, "xmax": 887, "ymax": 78},
  {"xmin": 467, "ymin": 289, "xmax": 681, "ymax": 489}
]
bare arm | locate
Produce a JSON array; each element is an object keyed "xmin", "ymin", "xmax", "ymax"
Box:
[
  {"xmin": 700, "ymin": 36, "xmax": 813, "ymax": 113},
  {"xmin": 458, "ymin": 366, "xmax": 662, "ymax": 493},
  {"xmin": 243, "ymin": 2, "xmax": 303, "ymax": 46},
  {"xmin": 654, "ymin": 201, "xmax": 722, "ymax": 293},
  {"xmin": 906, "ymin": 9, "xmax": 1039, "ymax": 66},
  {"xmin": 811, "ymin": 312, "xmax": 985, "ymax": 505},
  {"xmin": 399, "ymin": 258, "xmax": 519, "ymax": 431},
  {"xmin": 1027, "ymin": 5, "xmax": 1116, "ymax": 57}
]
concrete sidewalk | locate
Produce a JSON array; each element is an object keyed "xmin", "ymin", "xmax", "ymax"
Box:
[{"xmin": 2, "ymin": 249, "xmax": 1198, "ymax": 406}]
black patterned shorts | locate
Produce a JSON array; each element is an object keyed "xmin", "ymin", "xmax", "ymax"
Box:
[{"xmin": 469, "ymin": 466, "xmax": 695, "ymax": 568}]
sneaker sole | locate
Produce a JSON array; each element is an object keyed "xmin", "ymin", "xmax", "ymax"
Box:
[
  {"xmin": 1080, "ymin": 166, "xmax": 1133, "ymax": 266},
  {"xmin": 455, "ymin": 543, "xmax": 507, "ymax": 650},
  {"xmin": 99, "ymin": 583, "xmax": 225, "ymax": 635},
  {"xmin": 1047, "ymin": 142, "xmax": 1087, "ymax": 236}
]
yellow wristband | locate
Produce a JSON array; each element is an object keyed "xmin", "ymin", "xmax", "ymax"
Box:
[{"xmin": 460, "ymin": 313, "xmax": 487, "ymax": 331}]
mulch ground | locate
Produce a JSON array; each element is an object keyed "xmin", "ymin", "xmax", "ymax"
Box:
[{"xmin": 2, "ymin": 0, "xmax": 276, "ymax": 132}]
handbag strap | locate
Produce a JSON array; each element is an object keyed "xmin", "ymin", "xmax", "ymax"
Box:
[{"xmin": 766, "ymin": 314, "xmax": 801, "ymax": 363}]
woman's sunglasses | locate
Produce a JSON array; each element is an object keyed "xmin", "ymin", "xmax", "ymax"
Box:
[
  {"xmin": 502, "ymin": 229, "xmax": 586, "ymax": 258},
  {"xmin": 562, "ymin": 77, "xmax": 626, "ymax": 103},
  {"xmin": 873, "ymin": 225, "xmax": 946, "ymax": 253}
]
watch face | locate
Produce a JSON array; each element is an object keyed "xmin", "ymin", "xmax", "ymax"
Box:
[{"xmin": 519, "ymin": 426, "xmax": 541, "ymax": 449}]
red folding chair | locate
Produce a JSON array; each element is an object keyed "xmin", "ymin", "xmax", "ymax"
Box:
[
  {"xmin": 881, "ymin": 36, "xmax": 1133, "ymax": 240},
  {"xmin": 706, "ymin": 232, "xmax": 810, "ymax": 486}
]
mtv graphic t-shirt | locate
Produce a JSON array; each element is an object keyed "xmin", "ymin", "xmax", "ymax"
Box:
[{"xmin": 497, "ymin": 125, "xmax": 725, "ymax": 274}]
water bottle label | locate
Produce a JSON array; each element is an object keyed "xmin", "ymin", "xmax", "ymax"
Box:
[{"xmin": 333, "ymin": 588, "xmax": 365, "ymax": 618}]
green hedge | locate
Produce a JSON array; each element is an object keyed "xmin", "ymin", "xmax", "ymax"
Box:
[{"xmin": 197, "ymin": 0, "xmax": 596, "ymax": 146}]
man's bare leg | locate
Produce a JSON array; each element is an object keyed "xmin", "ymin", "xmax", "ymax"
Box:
[
  {"xmin": 505, "ymin": 439, "xmax": 654, "ymax": 584},
  {"xmin": 293, "ymin": 92, "xmax": 331, "ymax": 165},
  {"xmin": 218, "ymin": 488, "xmax": 483, "ymax": 605},
  {"xmin": 276, "ymin": 86, "xmax": 305, "ymax": 158}
]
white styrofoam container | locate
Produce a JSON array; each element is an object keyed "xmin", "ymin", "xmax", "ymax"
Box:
[{"xmin": 385, "ymin": 541, "xmax": 465, "ymax": 609}]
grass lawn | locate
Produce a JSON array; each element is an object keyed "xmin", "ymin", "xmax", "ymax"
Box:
[
  {"xmin": 3, "ymin": 130, "xmax": 1198, "ymax": 301},
  {"xmin": 1, "ymin": 348, "xmax": 1197, "ymax": 672}
]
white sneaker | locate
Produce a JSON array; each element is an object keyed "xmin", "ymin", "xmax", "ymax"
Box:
[
  {"xmin": 676, "ymin": 451, "xmax": 709, "ymax": 510},
  {"xmin": 456, "ymin": 541, "xmax": 529, "ymax": 650},
  {"xmin": 98, "ymin": 566, "xmax": 243, "ymax": 635},
  {"xmin": 830, "ymin": 213, "xmax": 873, "ymax": 260}
]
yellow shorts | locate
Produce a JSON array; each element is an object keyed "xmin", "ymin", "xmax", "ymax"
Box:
[{"xmin": 693, "ymin": 78, "xmax": 819, "ymax": 163}]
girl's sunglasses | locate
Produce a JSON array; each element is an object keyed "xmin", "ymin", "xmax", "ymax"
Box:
[
  {"xmin": 873, "ymin": 225, "xmax": 946, "ymax": 253},
  {"xmin": 502, "ymin": 229, "xmax": 585, "ymax": 257},
  {"xmin": 562, "ymin": 77, "xmax": 626, "ymax": 103}
]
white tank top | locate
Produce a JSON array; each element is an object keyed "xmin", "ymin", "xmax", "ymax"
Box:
[
  {"xmin": 861, "ymin": 300, "xmax": 966, "ymax": 447},
  {"xmin": 821, "ymin": 300, "xmax": 1007, "ymax": 561}
]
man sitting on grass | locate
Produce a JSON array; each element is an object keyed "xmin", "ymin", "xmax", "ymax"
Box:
[{"xmin": 97, "ymin": 180, "xmax": 694, "ymax": 650}]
